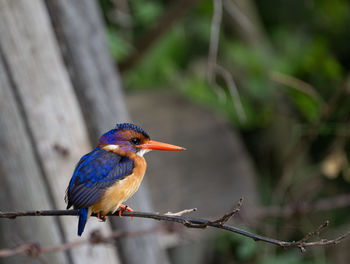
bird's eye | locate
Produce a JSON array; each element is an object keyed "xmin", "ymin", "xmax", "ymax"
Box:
[{"xmin": 130, "ymin": 138, "xmax": 141, "ymax": 145}]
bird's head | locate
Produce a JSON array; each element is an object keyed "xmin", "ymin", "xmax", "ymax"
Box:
[{"xmin": 98, "ymin": 123, "xmax": 185, "ymax": 156}]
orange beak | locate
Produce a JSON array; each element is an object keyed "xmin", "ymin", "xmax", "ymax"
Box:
[{"xmin": 140, "ymin": 140, "xmax": 185, "ymax": 151}]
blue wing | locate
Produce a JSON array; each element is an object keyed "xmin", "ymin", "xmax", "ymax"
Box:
[{"xmin": 66, "ymin": 148, "xmax": 134, "ymax": 209}]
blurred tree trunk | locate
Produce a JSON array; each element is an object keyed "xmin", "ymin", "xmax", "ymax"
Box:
[
  {"xmin": 0, "ymin": 37, "xmax": 67, "ymax": 264},
  {"xmin": 45, "ymin": 1, "xmax": 170, "ymax": 264},
  {"xmin": 0, "ymin": 0, "xmax": 120, "ymax": 263}
]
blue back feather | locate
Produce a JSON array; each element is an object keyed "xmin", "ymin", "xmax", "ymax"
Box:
[{"xmin": 66, "ymin": 148, "xmax": 134, "ymax": 209}]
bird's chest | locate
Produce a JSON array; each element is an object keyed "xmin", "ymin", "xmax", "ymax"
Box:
[
  {"xmin": 91, "ymin": 155, "xmax": 146, "ymax": 214},
  {"xmin": 106, "ymin": 170, "xmax": 145, "ymax": 206}
]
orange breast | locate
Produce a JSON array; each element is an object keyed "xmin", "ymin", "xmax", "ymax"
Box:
[{"xmin": 90, "ymin": 147, "xmax": 147, "ymax": 215}]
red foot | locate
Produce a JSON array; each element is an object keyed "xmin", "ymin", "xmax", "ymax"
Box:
[
  {"xmin": 96, "ymin": 212, "xmax": 107, "ymax": 222},
  {"xmin": 118, "ymin": 204, "xmax": 134, "ymax": 218}
]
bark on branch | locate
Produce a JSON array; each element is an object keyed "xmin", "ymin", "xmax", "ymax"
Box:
[{"xmin": 0, "ymin": 199, "xmax": 349, "ymax": 257}]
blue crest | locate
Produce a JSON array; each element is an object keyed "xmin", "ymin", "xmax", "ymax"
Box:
[{"xmin": 115, "ymin": 123, "xmax": 149, "ymax": 138}]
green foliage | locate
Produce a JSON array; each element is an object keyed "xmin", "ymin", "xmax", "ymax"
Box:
[
  {"xmin": 260, "ymin": 252, "xmax": 322, "ymax": 264},
  {"xmin": 125, "ymin": 27, "xmax": 187, "ymax": 89},
  {"xmin": 316, "ymin": 0, "xmax": 349, "ymax": 32},
  {"xmin": 132, "ymin": 0, "xmax": 163, "ymax": 27},
  {"xmin": 181, "ymin": 76, "xmax": 218, "ymax": 106},
  {"xmin": 215, "ymin": 230, "xmax": 257, "ymax": 261},
  {"xmin": 107, "ymin": 27, "xmax": 133, "ymax": 61},
  {"xmin": 287, "ymin": 89, "xmax": 321, "ymax": 123},
  {"xmin": 100, "ymin": 0, "xmax": 350, "ymax": 263}
]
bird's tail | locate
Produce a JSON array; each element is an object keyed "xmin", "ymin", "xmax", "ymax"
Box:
[{"xmin": 77, "ymin": 208, "xmax": 91, "ymax": 236}]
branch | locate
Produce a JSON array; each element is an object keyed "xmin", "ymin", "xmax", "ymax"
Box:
[
  {"xmin": 269, "ymin": 71, "xmax": 323, "ymax": 102},
  {"xmin": 257, "ymin": 193, "xmax": 350, "ymax": 218},
  {"xmin": 0, "ymin": 199, "xmax": 349, "ymax": 254},
  {"xmin": 214, "ymin": 64, "xmax": 246, "ymax": 122},
  {"xmin": 207, "ymin": 0, "xmax": 246, "ymax": 123},
  {"xmin": 207, "ymin": 0, "xmax": 222, "ymax": 84},
  {"xmin": 223, "ymin": 0, "xmax": 256, "ymax": 37},
  {"xmin": 0, "ymin": 227, "xmax": 160, "ymax": 258},
  {"xmin": 211, "ymin": 197, "xmax": 243, "ymax": 224},
  {"xmin": 272, "ymin": 73, "xmax": 350, "ymax": 202},
  {"xmin": 165, "ymin": 208, "xmax": 197, "ymax": 216}
]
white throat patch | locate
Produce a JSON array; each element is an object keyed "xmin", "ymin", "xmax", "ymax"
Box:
[{"xmin": 137, "ymin": 149, "xmax": 151, "ymax": 157}]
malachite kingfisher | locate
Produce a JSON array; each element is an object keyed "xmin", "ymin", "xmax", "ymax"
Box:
[{"xmin": 65, "ymin": 123, "xmax": 184, "ymax": 236}]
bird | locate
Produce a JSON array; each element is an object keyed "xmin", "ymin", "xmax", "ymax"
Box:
[{"xmin": 65, "ymin": 123, "xmax": 184, "ymax": 236}]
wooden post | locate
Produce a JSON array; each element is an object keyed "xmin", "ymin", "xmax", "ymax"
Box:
[
  {"xmin": 45, "ymin": 0, "xmax": 129, "ymax": 142},
  {"xmin": 45, "ymin": 1, "xmax": 170, "ymax": 263},
  {"xmin": 0, "ymin": 46, "xmax": 68, "ymax": 264},
  {"xmin": 0, "ymin": 0, "xmax": 120, "ymax": 263}
]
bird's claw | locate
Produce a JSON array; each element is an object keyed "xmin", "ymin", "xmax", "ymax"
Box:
[
  {"xmin": 96, "ymin": 212, "xmax": 107, "ymax": 222},
  {"xmin": 118, "ymin": 204, "xmax": 134, "ymax": 218}
]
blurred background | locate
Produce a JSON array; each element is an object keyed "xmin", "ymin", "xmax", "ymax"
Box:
[
  {"xmin": 104, "ymin": 0, "xmax": 350, "ymax": 262},
  {"xmin": 0, "ymin": 0, "xmax": 350, "ymax": 263}
]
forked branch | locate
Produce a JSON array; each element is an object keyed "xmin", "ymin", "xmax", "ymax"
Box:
[{"xmin": 0, "ymin": 198, "xmax": 349, "ymax": 258}]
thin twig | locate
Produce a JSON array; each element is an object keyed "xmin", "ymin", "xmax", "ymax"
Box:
[
  {"xmin": 0, "ymin": 203, "xmax": 349, "ymax": 253},
  {"xmin": 222, "ymin": 0, "xmax": 255, "ymax": 35},
  {"xmin": 207, "ymin": 0, "xmax": 246, "ymax": 122},
  {"xmin": 165, "ymin": 208, "xmax": 197, "ymax": 216},
  {"xmin": 215, "ymin": 65, "xmax": 246, "ymax": 122},
  {"xmin": 257, "ymin": 193, "xmax": 350, "ymax": 218},
  {"xmin": 0, "ymin": 226, "xmax": 160, "ymax": 258},
  {"xmin": 272, "ymin": 73, "xmax": 350, "ymax": 202},
  {"xmin": 211, "ymin": 197, "xmax": 243, "ymax": 224},
  {"xmin": 269, "ymin": 71, "xmax": 323, "ymax": 102},
  {"xmin": 207, "ymin": 0, "xmax": 222, "ymax": 84},
  {"xmin": 298, "ymin": 221, "xmax": 329, "ymax": 245}
]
